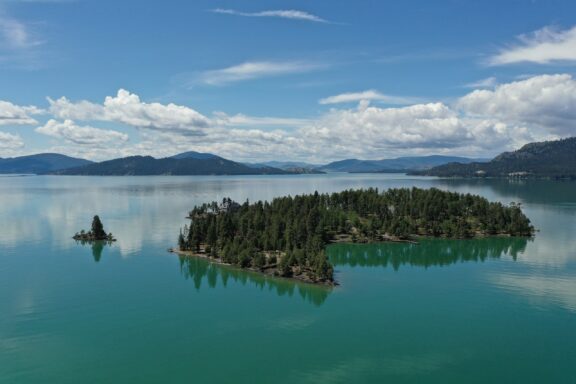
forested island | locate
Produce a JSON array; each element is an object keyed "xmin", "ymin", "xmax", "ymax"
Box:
[
  {"xmin": 73, "ymin": 215, "xmax": 116, "ymax": 242},
  {"xmin": 174, "ymin": 188, "xmax": 534, "ymax": 285}
]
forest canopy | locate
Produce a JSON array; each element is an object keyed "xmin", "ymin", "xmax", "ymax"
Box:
[{"xmin": 177, "ymin": 188, "xmax": 534, "ymax": 284}]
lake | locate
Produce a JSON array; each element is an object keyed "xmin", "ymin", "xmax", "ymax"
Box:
[{"xmin": 1, "ymin": 174, "xmax": 575, "ymax": 383}]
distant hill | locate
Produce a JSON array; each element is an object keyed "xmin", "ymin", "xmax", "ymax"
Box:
[
  {"xmin": 54, "ymin": 155, "xmax": 289, "ymax": 176},
  {"xmin": 415, "ymin": 137, "xmax": 576, "ymax": 178},
  {"xmin": 317, "ymin": 155, "xmax": 486, "ymax": 173},
  {"xmin": 0, "ymin": 153, "xmax": 93, "ymax": 174},
  {"xmin": 245, "ymin": 160, "xmax": 321, "ymax": 170},
  {"xmin": 170, "ymin": 151, "xmax": 220, "ymax": 160}
]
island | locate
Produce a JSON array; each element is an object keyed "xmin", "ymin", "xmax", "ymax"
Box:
[
  {"xmin": 172, "ymin": 187, "xmax": 534, "ymax": 285},
  {"xmin": 73, "ymin": 215, "xmax": 116, "ymax": 242}
]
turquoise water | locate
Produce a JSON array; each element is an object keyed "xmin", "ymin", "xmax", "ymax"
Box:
[{"xmin": 0, "ymin": 174, "xmax": 575, "ymax": 383}]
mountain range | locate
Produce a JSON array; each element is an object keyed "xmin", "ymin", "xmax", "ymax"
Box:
[
  {"xmin": 54, "ymin": 155, "xmax": 287, "ymax": 176},
  {"xmin": 2, "ymin": 138, "xmax": 571, "ymax": 177},
  {"xmin": 0, "ymin": 153, "xmax": 93, "ymax": 174},
  {"xmin": 317, "ymin": 155, "xmax": 487, "ymax": 173},
  {"xmin": 0, "ymin": 151, "xmax": 485, "ymax": 175},
  {"xmin": 415, "ymin": 137, "xmax": 576, "ymax": 179}
]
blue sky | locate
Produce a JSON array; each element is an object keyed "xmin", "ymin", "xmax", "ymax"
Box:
[{"xmin": 1, "ymin": 0, "xmax": 576, "ymax": 162}]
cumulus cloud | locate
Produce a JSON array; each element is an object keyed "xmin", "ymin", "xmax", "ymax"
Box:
[
  {"xmin": 0, "ymin": 131, "xmax": 24, "ymax": 149},
  {"xmin": 198, "ymin": 61, "xmax": 323, "ymax": 85},
  {"xmin": 300, "ymin": 102, "xmax": 482, "ymax": 159},
  {"xmin": 0, "ymin": 100, "xmax": 42, "ymax": 125},
  {"xmin": 490, "ymin": 25, "xmax": 576, "ymax": 65},
  {"xmin": 319, "ymin": 90, "xmax": 418, "ymax": 105},
  {"xmin": 458, "ymin": 74, "xmax": 576, "ymax": 135},
  {"xmin": 49, "ymin": 89, "xmax": 211, "ymax": 134},
  {"xmin": 210, "ymin": 9, "xmax": 328, "ymax": 23},
  {"xmin": 8, "ymin": 74, "xmax": 576, "ymax": 162},
  {"xmin": 301, "ymin": 74, "xmax": 576, "ymax": 160},
  {"xmin": 36, "ymin": 119, "xmax": 129, "ymax": 145}
]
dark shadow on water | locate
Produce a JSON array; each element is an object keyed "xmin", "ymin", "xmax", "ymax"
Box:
[
  {"xmin": 178, "ymin": 255, "xmax": 331, "ymax": 307},
  {"xmin": 75, "ymin": 240, "xmax": 114, "ymax": 263},
  {"xmin": 328, "ymin": 237, "xmax": 530, "ymax": 271}
]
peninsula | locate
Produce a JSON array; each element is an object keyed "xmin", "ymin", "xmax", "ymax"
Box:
[
  {"xmin": 174, "ymin": 188, "xmax": 534, "ymax": 285},
  {"xmin": 414, "ymin": 137, "xmax": 576, "ymax": 179}
]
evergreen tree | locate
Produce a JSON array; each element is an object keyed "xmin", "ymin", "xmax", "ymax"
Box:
[{"xmin": 91, "ymin": 215, "xmax": 106, "ymax": 239}]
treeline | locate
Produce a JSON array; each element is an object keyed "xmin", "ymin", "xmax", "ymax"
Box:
[{"xmin": 178, "ymin": 188, "xmax": 534, "ymax": 283}]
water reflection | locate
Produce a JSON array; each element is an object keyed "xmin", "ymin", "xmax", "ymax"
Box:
[
  {"xmin": 75, "ymin": 240, "xmax": 114, "ymax": 263},
  {"xmin": 178, "ymin": 255, "xmax": 331, "ymax": 306},
  {"xmin": 329, "ymin": 237, "xmax": 529, "ymax": 270},
  {"xmin": 489, "ymin": 272, "xmax": 576, "ymax": 313},
  {"xmin": 1, "ymin": 175, "xmax": 574, "ymax": 262},
  {"xmin": 434, "ymin": 178, "xmax": 576, "ymax": 208}
]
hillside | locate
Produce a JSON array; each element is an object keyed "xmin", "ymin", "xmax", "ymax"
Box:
[
  {"xmin": 170, "ymin": 151, "xmax": 220, "ymax": 160},
  {"xmin": 318, "ymin": 155, "xmax": 486, "ymax": 173},
  {"xmin": 245, "ymin": 160, "xmax": 322, "ymax": 171},
  {"xmin": 416, "ymin": 137, "xmax": 576, "ymax": 178},
  {"xmin": 0, "ymin": 153, "xmax": 93, "ymax": 174},
  {"xmin": 54, "ymin": 155, "xmax": 288, "ymax": 176}
]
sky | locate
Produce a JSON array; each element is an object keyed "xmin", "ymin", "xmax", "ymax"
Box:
[{"xmin": 0, "ymin": 0, "xmax": 576, "ymax": 163}]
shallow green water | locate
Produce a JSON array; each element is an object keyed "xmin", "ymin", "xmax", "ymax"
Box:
[{"xmin": 1, "ymin": 174, "xmax": 575, "ymax": 383}]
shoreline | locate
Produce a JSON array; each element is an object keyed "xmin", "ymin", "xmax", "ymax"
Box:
[
  {"xmin": 168, "ymin": 232, "xmax": 534, "ymax": 287},
  {"xmin": 168, "ymin": 248, "xmax": 337, "ymax": 287}
]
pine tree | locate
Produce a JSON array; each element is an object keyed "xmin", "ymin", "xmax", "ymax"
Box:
[{"xmin": 91, "ymin": 215, "xmax": 106, "ymax": 239}]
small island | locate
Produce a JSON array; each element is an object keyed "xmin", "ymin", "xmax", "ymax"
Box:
[
  {"xmin": 73, "ymin": 215, "xmax": 116, "ymax": 242},
  {"xmin": 173, "ymin": 188, "xmax": 534, "ymax": 285}
]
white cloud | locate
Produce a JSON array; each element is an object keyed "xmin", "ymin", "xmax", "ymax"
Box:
[
  {"xmin": 300, "ymin": 102, "xmax": 481, "ymax": 159},
  {"xmin": 198, "ymin": 61, "xmax": 322, "ymax": 85},
  {"xmin": 6, "ymin": 74, "xmax": 576, "ymax": 163},
  {"xmin": 36, "ymin": 119, "xmax": 129, "ymax": 145},
  {"xmin": 490, "ymin": 25, "xmax": 576, "ymax": 65},
  {"xmin": 49, "ymin": 89, "xmax": 211, "ymax": 134},
  {"xmin": 0, "ymin": 131, "xmax": 24, "ymax": 149},
  {"xmin": 301, "ymin": 74, "xmax": 576, "ymax": 160},
  {"xmin": 319, "ymin": 90, "xmax": 417, "ymax": 105},
  {"xmin": 458, "ymin": 74, "xmax": 576, "ymax": 135},
  {"xmin": 212, "ymin": 111, "xmax": 311, "ymax": 128},
  {"xmin": 0, "ymin": 13, "xmax": 40, "ymax": 49},
  {"xmin": 210, "ymin": 9, "xmax": 327, "ymax": 23},
  {"xmin": 464, "ymin": 77, "xmax": 497, "ymax": 89},
  {"xmin": 0, "ymin": 100, "xmax": 42, "ymax": 125}
]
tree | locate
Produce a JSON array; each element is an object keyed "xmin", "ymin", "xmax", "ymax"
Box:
[{"xmin": 91, "ymin": 215, "xmax": 106, "ymax": 239}]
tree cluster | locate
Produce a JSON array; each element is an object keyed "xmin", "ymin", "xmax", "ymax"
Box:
[
  {"xmin": 73, "ymin": 215, "xmax": 115, "ymax": 242},
  {"xmin": 178, "ymin": 188, "xmax": 534, "ymax": 283}
]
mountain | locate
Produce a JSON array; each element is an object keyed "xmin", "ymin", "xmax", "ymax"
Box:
[
  {"xmin": 245, "ymin": 161, "xmax": 322, "ymax": 170},
  {"xmin": 317, "ymin": 155, "xmax": 486, "ymax": 173},
  {"xmin": 0, "ymin": 153, "xmax": 93, "ymax": 174},
  {"xmin": 170, "ymin": 151, "xmax": 220, "ymax": 160},
  {"xmin": 54, "ymin": 155, "xmax": 289, "ymax": 176},
  {"xmin": 415, "ymin": 137, "xmax": 576, "ymax": 178}
]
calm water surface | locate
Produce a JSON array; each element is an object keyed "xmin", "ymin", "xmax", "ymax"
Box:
[{"xmin": 0, "ymin": 174, "xmax": 575, "ymax": 383}]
